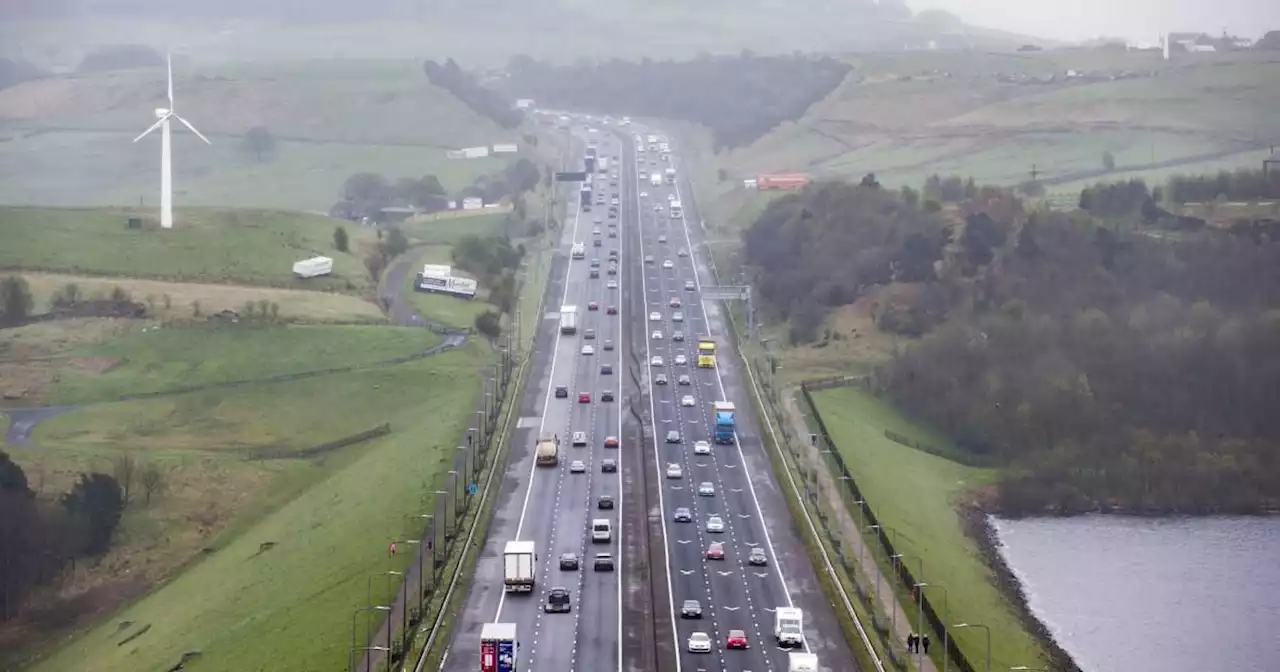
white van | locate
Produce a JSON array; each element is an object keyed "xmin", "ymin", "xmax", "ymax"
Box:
[
  {"xmin": 591, "ymin": 518, "xmax": 612, "ymax": 543},
  {"xmin": 774, "ymin": 607, "xmax": 804, "ymax": 647}
]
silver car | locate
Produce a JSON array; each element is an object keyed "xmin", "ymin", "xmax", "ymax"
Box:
[{"xmin": 698, "ymin": 481, "xmax": 715, "ymax": 497}]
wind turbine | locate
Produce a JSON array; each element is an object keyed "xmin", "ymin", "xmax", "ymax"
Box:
[{"xmin": 132, "ymin": 54, "xmax": 210, "ymax": 229}]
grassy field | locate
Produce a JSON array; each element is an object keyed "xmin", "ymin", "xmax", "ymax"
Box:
[
  {"xmin": 398, "ymin": 211, "xmax": 510, "ymax": 247},
  {"xmin": 0, "ymin": 206, "xmax": 375, "ymax": 291},
  {"xmin": 19, "ymin": 272, "xmax": 384, "ymax": 324},
  {"xmin": 810, "ymin": 386, "xmax": 1043, "ymax": 670},
  {"xmin": 3, "ymin": 323, "xmax": 479, "ymax": 672},
  {"xmin": 0, "ymin": 60, "xmax": 519, "ymax": 210}
]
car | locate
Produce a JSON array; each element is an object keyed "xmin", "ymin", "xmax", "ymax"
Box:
[
  {"xmin": 608, "ymin": 230, "xmax": 617, "ymax": 238},
  {"xmin": 588, "ymin": 301, "xmax": 599, "ymax": 311},
  {"xmin": 593, "ymin": 239, "xmax": 602, "ymax": 248},
  {"xmin": 650, "ymin": 356, "xmax": 664, "ymax": 367},
  {"xmin": 611, "ymin": 197, "xmax": 619, "ymax": 206},
  {"xmin": 652, "ymin": 330, "xmax": 664, "ymax": 341},
  {"xmin": 569, "ymin": 460, "xmax": 586, "ymax": 473},
  {"xmin": 706, "ymin": 516, "xmax": 725, "ymax": 533},
  {"xmin": 726, "ymin": 630, "xmax": 749, "ymax": 649},
  {"xmin": 685, "ymin": 280, "xmax": 696, "ymax": 291},
  {"xmin": 669, "ymin": 297, "xmax": 682, "ymax": 308},
  {"xmin": 593, "ymin": 227, "xmax": 602, "ymax": 236},
  {"xmin": 666, "ymin": 462, "xmax": 683, "ymax": 479},
  {"xmin": 673, "ymin": 506, "xmax": 693, "ymax": 522},
  {"xmin": 604, "ymin": 435, "xmax": 620, "ymax": 448},
  {"xmin": 705, "ymin": 542, "xmax": 725, "ymax": 560},
  {"xmin": 687, "ymin": 632, "xmax": 712, "ymax": 653},
  {"xmin": 607, "ymin": 280, "xmax": 618, "ymax": 289},
  {"xmin": 681, "ymin": 599, "xmax": 703, "ymax": 619},
  {"xmin": 555, "ymin": 385, "xmax": 569, "ymax": 398},
  {"xmin": 572, "ymin": 431, "xmax": 588, "ymax": 446},
  {"xmin": 578, "ymin": 392, "xmax": 592, "ymax": 404},
  {"xmin": 678, "ymin": 374, "xmax": 692, "ymax": 386},
  {"xmin": 663, "ymin": 260, "xmax": 674, "ymax": 269},
  {"xmin": 667, "ymin": 193, "xmax": 676, "ymax": 201},
  {"xmin": 655, "ymin": 373, "xmax": 668, "ymax": 385},
  {"xmin": 601, "ymin": 390, "xmax": 615, "ymax": 402},
  {"xmin": 601, "ymin": 458, "xmax": 617, "ymax": 473},
  {"xmin": 593, "ymin": 553, "xmax": 615, "ymax": 571},
  {"xmin": 608, "ymin": 211, "xmax": 617, "ymax": 219},
  {"xmin": 590, "ymin": 258, "xmax": 600, "ymax": 268},
  {"xmin": 545, "ymin": 587, "xmax": 572, "ymax": 613},
  {"xmin": 698, "ymin": 481, "xmax": 715, "ymax": 497},
  {"xmin": 693, "ymin": 440, "xmax": 711, "ymax": 454},
  {"xmin": 681, "ymin": 395, "xmax": 696, "ymax": 407},
  {"xmin": 594, "ymin": 216, "xmax": 603, "ymax": 224},
  {"xmin": 640, "ymin": 190, "xmax": 648, "ymax": 197},
  {"xmin": 658, "ymin": 235, "xmax": 668, "ymax": 244},
  {"xmin": 674, "ymin": 354, "xmax": 688, "ymax": 366},
  {"xmin": 559, "ymin": 553, "xmax": 579, "ymax": 570},
  {"xmin": 653, "ymin": 204, "xmax": 663, "ymax": 212},
  {"xmin": 748, "ymin": 547, "xmax": 769, "ymax": 566},
  {"xmin": 603, "ymin": 340, "xmax": 615, "ymax": 350},
  {"xmin": 600, "ymin": 364, "xmax": 613, "ymax": 375},
  {"xmin": 678, "ymin": 248, "xmax": 688, "ymax": 257},
  {"xmin": 607, "ymin": 265, "xmax": 617, "ymax": 276},
  {"xmin": 608, "ymin": 249, "xmax": 619, "ymax": 259},
  {"xmin": 606, "ymin": 305, "xmax": 618, "ymax": 315},
  {"xmin": 649, "ymin": 311, "xmax": 662, "ymax": 321},
  {"xmin": 666, "ymin": 430, "xmax": 682, "ymax": 444},
  {"xmin": 584, "ymin": 328, "xmax": 596, "ymax": 340},
  {"xmin": 673, "ymin": 331, "xmax": 685, "ymax": 342},
  {"xmin": 589, "ymin": 269, "xmax": 599, "ymax": 279},
  {"xmin": 581, "ymin": 345, "xmax": 594, "ymax": 356},
  {"xmin": 644, "ymin": 255, "xmax": 655, "ymax": 265},
  {"xmin": 672, "ymin": 312, "xmax": 684, "ymax": 323},
  {"xmin": 597, "ymin": 494, "xmax": 615, "ymax": 509}
]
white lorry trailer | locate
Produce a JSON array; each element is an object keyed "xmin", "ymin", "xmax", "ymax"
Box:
[
  {"xmin": 560, "ymin": 305, "xmax": 579, "ymax": 335},
  {"xmin": 775, "ymin": 606, "xmax": 805, "ymax": 647},
  {"xmin": 292, "ymin": 256, "xmax": 333, "ymax": 279},
  {"xmin": 571, "ymin": 242, "xmax": 586, "ymax": 259},
  {"xmin": 503, "ymin": 541, "xmax": 536, "ymax": 593},
  {"xmin": 788, "ymin": 651, "xmax": 820, "ymax": 672},
  {"xmin": 649, "ymin": 173, "xmax": 663, "ymax": 187}
]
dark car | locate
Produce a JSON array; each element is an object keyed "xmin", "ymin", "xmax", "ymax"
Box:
[
  {"xmin": 593, "ymin": 238, "xmax": 602, "ymax": 247},
  {"xmin": 559, "ymin": 552, "xmax": 579, "ymax": 570},
  {"xmin": 601, "ymin": 390, "xmax": 615, "ymax": 402},
  {"xmin": 681, "ymin": 599, "xmax": 703, "ymax": 619},
  {"xmin": 601, "ymin": 459, "xmax": 617, "ymax": 473},
  {"xmin": 545, "ymin": 587, "xmax": 572, "ymax": 613},
  {"xmin": 589, "ymin": 269, "xmax": 599, "ymax": 279},
  {"xmin": 593, "ymin": 554, "xmax": 615, "ymax": 572},
  {"xmin": 600, "ymin": 364, "xmax": 613, "ymax": 375},
  {"xmin": 598, "ymin": 494, "xmax": 615, "ymax": 509},
  {"xmin": 673, "ymin": 506, "xmax": 692, "ymax": 522},
  {"xmin": 554, "ymin": 385, "xmax": 569, "ymax": 398}
]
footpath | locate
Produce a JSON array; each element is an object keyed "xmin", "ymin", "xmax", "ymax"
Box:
[{"xmin": 779, "ymin": 388, "xmax": 939, "ymax": 672}]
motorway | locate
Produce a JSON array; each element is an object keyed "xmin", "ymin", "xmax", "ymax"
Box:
[
  {"xmin": 625, "ymin": 126, "xmax": 858, "ymax": 671},
  {"xmin": 441, "ymin": 128, "xmax": 624, "ymax": 672}
]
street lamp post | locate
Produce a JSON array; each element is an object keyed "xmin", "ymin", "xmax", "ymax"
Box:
[
  {"xmin": 1009, "ymin": 667, "xmax": 1047, "ymax": 671},
  {"xmin": 920, "ymin": 583, "xmax": 950, "ymax": 672},
  {"xmin": 350, "ymin": 645, "xmax": 390, "ymax": 672},
  {"xmin": 953, "ymin": 623, "xmax": 990, "ymax": 672},
  {"xmin": 350, "ymin": 606, "xmax": 390, "ymax": 672}
]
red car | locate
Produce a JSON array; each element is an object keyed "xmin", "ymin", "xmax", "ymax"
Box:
[
  {"xmin": 578, "ymin": 392, "xmax": 591, "ymax": 404},
  {"xmin": 705, "ymin": 542, "xmax": 725, "ymax": 560},
  {"xmin": 588, "ymin": 302, "xmax": 599, "ymax": 311},
  {"xmin": 606, "ymin": 305, "xmax": 618, "ymax": 315},
  {"xmin": 726, "ymin": 629, "xmax": 748, "ymax": 649},
  {"xmin": 604, "ymin": 436, "xmax": 620, "ymax": 448}
]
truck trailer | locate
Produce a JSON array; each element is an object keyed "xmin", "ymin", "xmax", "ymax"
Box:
[
  {"xmin": 788, "ymin": 651, "xmax": 819, "ymax": 672},
  {"xmin": 560, "ymin": 305, "xmax": 579, "ymax": 335},
  {"xmin": 774, "ymin": 607, "xmax": 805, "ymax": 647},
  {"xmin": 713, "ymin": 401, "xmax": 736, "ymax": 444},
  {"xmin": 480, "ymin": 622, "xmax": 517, "ymax": 672},
  {"xmin": 664, "ymin": 167, "xmax": 676, "ymax": 184},
  {"xmin": 292, "ymin": 256, "xmax": 333, "ymax": 279},
  {"xmin": 649, "ymin": 173, "xmax": 662, "ymax": 187},
  {"xmin": 535, "ymin": 435, "xmax": 560, "ymax": 466},
  {"xmin": 503, "ymin": 541, "xmax": 536, "ymax": 593}
]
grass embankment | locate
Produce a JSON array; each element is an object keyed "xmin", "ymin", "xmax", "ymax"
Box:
[
  {"xmin": 0, "ymin": 206, "xmax": 377, "ymax": 292},
  {"xmin": 0, "ymin": 60, "xmax": 516, "ymax": 210},
  {"xmin": 9, "ymin": 324, "xmax": 479, "ymax": 672},
  {"xmin": 810, "ymin": 386, "xmax": 1044, "ymax": 670}
]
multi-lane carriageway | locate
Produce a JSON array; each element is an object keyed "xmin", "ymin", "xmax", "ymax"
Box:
[{"xmin": 439, "ymin": 123, "xmax": 854, "ymax": 672}]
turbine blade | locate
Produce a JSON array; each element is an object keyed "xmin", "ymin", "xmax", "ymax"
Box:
[
  {"xmin": 174, "ymin": 115, "xmax": 211, "ymax": 144},
  {"xmin": 132, "ymin": 116, "xmax": 167, "ymax": 143},
  {"xmin": 167, "ymin": 53, "xmax": 174, "ymax": 108}
]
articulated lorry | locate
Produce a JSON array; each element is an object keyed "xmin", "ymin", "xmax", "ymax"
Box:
[
  {"xmin": 503, "ymin": 541, "xmax": 536, "ymax": 593},
  {"xmin": 560, "ymin": 305, "xmax": 578, "ymax": 335},
  {"xmin": 649, "ymin": 172, "xmax": 662, "ymax": 187},
  {"xmin": 713, "ymin": 401, "xmax": 736, "ymax": 444},
  {"xmin": 535, "ymin": 434, "xmax": 560, "ymax": 466},
  {"xmin": 480, "ymin": 622, "xmax": 518, "ymax": 672}
]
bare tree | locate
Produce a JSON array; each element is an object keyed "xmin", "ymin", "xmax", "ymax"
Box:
[
  {"xmin": 112, "ymin": 450, "xmax": 137, "ymax": 506},
  {"xmin": 140, "ymin": 462, "xmax": 167, "ymax": 506}
]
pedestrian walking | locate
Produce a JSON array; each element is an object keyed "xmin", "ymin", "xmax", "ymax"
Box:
[
  {"xmin": 388, "ymin": 541, "xmax": 398, "ymax": 557},
  {"xmin": 907, "ymin": 633, "xmax": 917, "ymax": 653},
  {"xmin": 922, "ymin": 634, "xmax": 930, "ymax": 654}
]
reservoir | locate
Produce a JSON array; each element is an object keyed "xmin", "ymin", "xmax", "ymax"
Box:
[{"xmin": 991, "ymin": 515, "xmax": 1280, "ymax": 672}]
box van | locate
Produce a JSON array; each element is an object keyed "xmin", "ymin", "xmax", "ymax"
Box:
[
  {"xmin": 774, "ymin": 607, "xmax": 804, "ymax": 647},
  {"xmin": 591, "ymin": 518, "xmax": 612, "ymax": 543}
]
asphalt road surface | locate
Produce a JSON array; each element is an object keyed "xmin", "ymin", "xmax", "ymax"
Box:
[
  {"xmin": 441, "ymin": 129, "xmax": 624, "ymax": 672},
  {"xmin": 626, "ymin": 126, "xmax": 858, "ymax": 672}
]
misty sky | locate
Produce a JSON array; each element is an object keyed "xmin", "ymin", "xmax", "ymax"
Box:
[{"xmin": 909, "ymin": 0, "xmax": 1279, "ymax": 42}]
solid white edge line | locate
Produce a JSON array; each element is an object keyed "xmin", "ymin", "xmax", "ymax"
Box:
[
  {"xmin": 615, "ymin": 135, "xmax": 626, "ymax": 672},
  {"xmin": 634, "ymin": 134, "xmax": 685, "ymax": 672},
  {"xmin": 672, "ymin": 158, "xmax": 886, "ymax": 672}
]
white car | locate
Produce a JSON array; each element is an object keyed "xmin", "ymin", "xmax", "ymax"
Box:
[
  {"xmin": 681, "ymin": 395, "xmax": 696, "ymax": 407},
  {"xmin": 674, "ymin": 354, "xmax": 688, "ymax": 366},
  {"xmin": 572, "ymin": 431, "xmax": 588, "ymax": 446},
  {"xmin": 652, "ymin": 330, "xmax": 664, "ymax": 340},
  {"xmin": 669, "ymin": 297, "xmax": 682, "ymax": 308},
  {"xmin": 650, "ymin": 356, "xmax": 664, "ymax": 367},
  {"xmin": 667, "ymin": 193, "xmax": 676, "ymax": 202},
  {"xmin": 678, "ymin": 248, "xmax": 688, "ymax": 257},
  {"xmin": 649, "ymin": 311, "xmax": 662, "ymax": 321},
  {"xmin": 653, "ymin": 204, "xmax": 663, "ymax": 212},
  {"xmin": 688, "ymin": 632, "xmax": 712, "ymax": 653},
  {"xmin": 672, "ymin": 312, "xmax": 684, "ymax": 323},
  {"xmin": 694, "ymin": 440, "xmax": 711, "ymax": 455},
  {"xmin": 569, "ymin": 460, "xmax": 586, "ymax": 473},
  {"xmin": 698, "ymin": 482, "xmax": 715, "ymax": 497},
  {"xmin": 581, "ymin": 345, "xmax": 594, "ymax": 356},
  {"xmin": 705, "ymin": 516, "xmax": 725, "ymax": 533},
  {"xmin": 666, "ymin": 463, "xmax": 683, "ymax": 479},
  {"xmin": 658, "ymin": 235, "xmax": 668, "ymax": 244},
  {"xmin": 607, "ymin": 280, "xmax": 618, "ymax": 289},
  {"xmin": 663, "ymin": 260, "xmax": 674, "ymax": 269},
  {"xmin": 640, "ymin": 191, "xmax": 648, "ymax": 197}
]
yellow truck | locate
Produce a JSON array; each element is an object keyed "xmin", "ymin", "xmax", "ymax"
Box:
[
  {"xmin": 697, "ymin": 337, "xmax": 717, "ymax": 369},
  {"xmin": 535, "ymin": 435, "xmax": 560, "ymax": 467}
]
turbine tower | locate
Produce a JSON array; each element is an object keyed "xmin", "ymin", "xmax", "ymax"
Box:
[{"xmin": 132, "ymin": 54, "xmax": 210, "ymax": 229}]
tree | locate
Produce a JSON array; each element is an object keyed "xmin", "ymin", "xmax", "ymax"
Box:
[
  {"xmin": 139, "ymin": 462, "xmax": 166, "ymax": 506},
  {"xmin": 474, "ymin": 310, "xmax": 503, "ymax": 338},
  {"xmin": 379, "ymin": 226, "xmax": 410, "ymax": 259},
  {"xmin": 242, "ymin": 126, "xmax": 278, "ymax": 161},
  {"xmin": 1102, "ymin": 151, "xmax": 1116, "ymax": 172},
  {"xmin": 112, "ymin": 451, "xmax": 137, "ymax": 505},
  {"xmin": 0, "ymin": 450, "xmax": 30, "ymax": 495},
  {"xmin": 61, "ymin": 472, "xmax": 125, "ymax": 556},
  {"xmin": 333, "ymin": 225, "xmax": 350, "ymax": 252},
  {"xmin": 364, "ymin": 250, "xmax": 388, "ymax": 282},
  {"xmin": 0, "ymin": 275, "xmax": 34, "ymax": 326}
]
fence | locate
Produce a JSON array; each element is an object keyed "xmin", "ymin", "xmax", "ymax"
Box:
[{"xmin": 795, "ymin": 378, "xmax": 977, "ymax": 672}]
